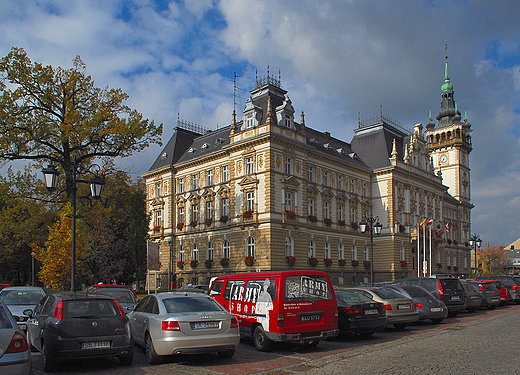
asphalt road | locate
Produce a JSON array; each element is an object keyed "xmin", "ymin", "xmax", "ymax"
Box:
[{"xmin": 32, "ymin": 304, "xmax": 520, "ymax": 375}]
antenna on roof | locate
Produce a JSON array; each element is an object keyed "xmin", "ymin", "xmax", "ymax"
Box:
[{"xmin": 231, "ymin": 68, "xmax": 243, "ymax": 114}]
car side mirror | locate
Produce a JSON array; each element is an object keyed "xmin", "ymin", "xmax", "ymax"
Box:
[{"xmin": 23, "ymin": 309, "xmax": 33, "ymax": 318}]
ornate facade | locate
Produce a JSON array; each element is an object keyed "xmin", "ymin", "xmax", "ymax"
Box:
[{"xmin": 143, "ymin": 56, "xmax": 474, "ymax": 288}]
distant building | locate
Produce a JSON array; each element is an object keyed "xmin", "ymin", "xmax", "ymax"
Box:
[
  {"xmin": 142, "ymin": 53, "xmax": 474, "ymax": 288},
  {"xmin": 503, "ymin": 240, "xmax": 520, "ymax": 274}
]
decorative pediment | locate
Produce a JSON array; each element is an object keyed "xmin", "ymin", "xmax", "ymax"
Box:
[
  {"xmin": 217, "ymin": 185, "xmax": 230, "ymax": 197},
  {"xmin": 201, "ymin": 188, "xmax": 215, "ymax": 200},
  {"xmin": 282, "ymin": 175, "xmax": 300, "ymax": 188},
  {"xmin": 307, "ymin": 184, "xmax": 320, "ymax": 196},
  {"xmin": 321, "ymin": 188, "xmax": 334, "ymax": 198},
  {"xmin": 150, "ymin": 198, "xmax": 164, "ymax": 207},
  {"xmin": 176, "ymin": 195, "xmax": 187, "ymax": 205},
  {"xmin": 348, "ymin": 194, "xmax": 360, "ymax": 204},
  {"xmin": 336, "ymin": 191, "xmax": 348, "ymax": 202},
  {"xmin": 238, "ymin": 175, "xmax": 258, "ymax": 187},
  {"xmin": 187, "ymin": 192, "xmax": 200, "ymax": 202}
]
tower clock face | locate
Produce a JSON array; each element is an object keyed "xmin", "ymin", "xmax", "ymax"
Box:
[{"xmin": 440, "ymin": 154, "xmax": 448, "ymax": 164}]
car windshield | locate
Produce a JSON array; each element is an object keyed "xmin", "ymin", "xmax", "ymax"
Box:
[
  {"xmin": 439, "ymin": 279, "xmax": 463, "ymax": 291},
  {"xmin": 163, "ymin": 297, "xmax": 224, "ymax": 313},
  {"xmin": 397, "ymin": 287, "xmax": 430, "ymax": 298},
  {"xmin": 65, "ymin": 299, "xmax": 121, "ymax": 318},
  {"xmin": 0, "ymin": 290, "xmax": 45, "ymax": 305},
  {"xmin": 0, "ymin": 306, "xmax": 13, "ymax": 329},
  {"xmin": 372, "ymin": 289, "xmax": 407, "ymax": 300},
  {"xmin": 335, "ymin": 290, "xmax": 372, "ymax": 304},
  {"xmin": 93, "ymin": 289, "xmax": 135, "ymax": 303},
  {"xmin": 284, "ymin": 275, "xmax": 332, "ymax": 301}
]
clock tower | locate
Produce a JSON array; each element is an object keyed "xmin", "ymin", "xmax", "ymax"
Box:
[{"xmin": 425, "ymin": 48, "xmax": 473, "ymax": 205}]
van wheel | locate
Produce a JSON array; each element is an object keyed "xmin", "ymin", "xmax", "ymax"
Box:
[
  {"xmin": 42, "ymin": 342, "xmax": 56, "ymax": 372},
  {"xmin": 145, "ymin": 334, "xmax": 163, "ymax": 364},
  {"xmin": 253, "ymin": 326, "xmax": 273, "ymax": 352},
  {"xmin": 431, "ymin": 318, "xmax": 444, "ymax": 324},
  {"xmin": 218, "ymin": 348, "xmax": 235, "ymax": 358}
]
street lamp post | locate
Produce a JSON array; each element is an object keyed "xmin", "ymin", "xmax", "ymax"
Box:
[
  {"xmin": 42, "ymin": 164, "xmax": 105, "ymax": 292},
  {"xmin": 359, "ymin": 216, "xmax": 383, "ymax": 287},
  {"xmin": 469, "ymin": 234, "xmax": 482, "ymax": 278}
]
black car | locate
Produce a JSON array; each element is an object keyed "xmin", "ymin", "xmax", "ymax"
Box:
[
  {"xmin": 458, "ymin": 280, "xmax": 482, "ymax": 313},
  {"xmin": 384, "ymin": 285, "xmax": 448, "ymax": 323},
  {"xmin": 471, "ymin": 280, "xmax": 500, "ymax": 309},
  {"xmin": 89, "ymin": 287, "xmax": 138, "ymax": 311},
  {"xmin": 335, "ymin": 289, "xmax": 387, "ymax": 337},
  {"xmin": 395, "ymin": 277, "xmax": 466, "ymax": 316},
  {"xmin": 25, "ymin": 293, "xmax": 133, "ymax": 371}
]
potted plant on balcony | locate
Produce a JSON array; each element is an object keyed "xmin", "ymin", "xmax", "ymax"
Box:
[
  {"xmin": 400, "ymin": 260, "xmax": 408, "ymax": 268},
  {"xmin": 338, "ymin": 259, "xmax": 346, "ymax": 266},
  {"xmin": 190, "ymin": 220, "xmax": 198, "ymax": 227},
  {"xmin": 324, "ymin": 218, "xmax": 332, "ymax": 226},
  {"xmin": 190, "ymin": 259, "xmax": 199, "ymax": 268},
  {"xmin": 176, "ymin": 260, "xmax": 184, "ymax": 270},
  {"xmin": 286, "ymin": 210, "xmax": 296, "ymax": 218},
  {"xmin": 324, "ymin": 258, "xmax": 333, "ymax": 267},
  {"xmin": 351, "ymin": 222, "xmax": 359, "ymax": 230},
  {"xmin": 176, "ymin": 222, "xmax": 184, "ymax": 230},
  {"xmin": 338, "ymin": 219, "xmax": 346, "ymax": 227},
  {"xmin": 204, "ymin": 217, "xmax": 212, "ymax": 226},
  {"xmin": 153, "ymin": 225, "xmax": 161, "ymax": 232},
  {"xmin": 447, "ymin": 265, "xmax": 452, "ymax": 270},
  {"xmin": 437, "ymin": 263, "xmax": 442, "ymax": 268},
  {"xmin": 351, "ymin": 260, "xmax": 359, "ymax": 267},
  {"xmin": 220, "ymin": 257, "xmax": 230, "ymax": 267},
  {"xmin": 286, "ymin": 256, "xmax": 296, "ymax": 266},
  {"xmin": 363, "ymin": 260, "xmax": 371, "ymax": 269},
  {"xmin": 399, "ymin": 224, "xmax": 405, "ymax": 233},
  {"xmin": 204, "ymin": 259, "xmax": 213, "ymax": 269},
  {"xmin": 308, "ymin": 215, "xmax": 318, "ymax": 223},
  {"xmin": 220, "ymin": 215, "xmax": 228, "ymax": 223},
  {"xmin": 308, "ymin": 257, "xmax": 318, "ymax": 267},
  {"xmin": 244, "ymin": 255, "xmax": 255, "ymax": 267},
  {"xmin": 243, "ymin": 210, "xmax": 254, "ymax": 219}
]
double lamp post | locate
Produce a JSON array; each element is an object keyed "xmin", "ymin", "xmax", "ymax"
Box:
[
  {"xmin": 469, "ymin": 234, "xmax": 482, "ymax": 277},
  {"xmin": 359, "ymin": 215, "xmax": 383, "ymax": 287},
  {"xmin": 42, "ymin": 164, "xmax": 105, "ymax": 292}
]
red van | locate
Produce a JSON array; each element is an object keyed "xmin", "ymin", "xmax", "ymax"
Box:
[{"xmin": 209, "ymin": 270, "xmax": 338, "ymax": 351}]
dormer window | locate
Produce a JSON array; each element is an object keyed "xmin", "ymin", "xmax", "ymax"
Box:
[
  {"xmin": 324, "ymin": 143, "xmax": 332, "ymax": 149},
  {"xmin": 276, "ymin": 95, "xmax": 295, "ymax": 129},
  {"xmin": 285, "ymin": 115, "xmax": 292, "ymax": 128},
  {"xmin": 160, "ymin": 152, "xmax": 167, "ymax": 159},
  {"xmin": 310, "ymin": 138, "xmax": 319, "ymax": 144},
  {"xmin": 201, "ymin": 143, "xmax": 210, "ymax": 149},
  {"xmin": 215, "ymin": 137, "xmax": 225, "ymax": 145},
  {"xmin": 246, "ymin": 114, "xmax": 254, "ymax": 128},
  {"xmin": 336, "ymin": 148, "xmax": 345, "ymax": 155},
  {"xmin": 188, "ymin": 147, "xmax": 196, "ymax": 153}
]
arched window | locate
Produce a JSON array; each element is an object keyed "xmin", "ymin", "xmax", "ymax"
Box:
[
  {"xmin": 192, "ymin": 243, "xmax": 199, "ymax": 260},
  {"xmin": 351, "ymin": 245, "xmax": 357, "ymax": 261},
  {"xmin": 246, "ymin": 237, "xmax": 255, "ymax": 257},
  {"xmin": 324, "ymin": 242, "xmax": 331, "ymax": 259},
  {"xmin": 179, "ymin": 245, "xmax": 185, "ymax": 262},
  {"xmin": 222, "ymin": 240, "xmax": 230, "ymax": 259},
  {"xmin": 207, "ymin": 242, "xmax": 214, "ymax": 260},
  {"xmin": 308, "ymin": 240, "xmax": 316, "ymax": 258},
  {"xmin": 285, "ymin": 237, "xmax": 293, "ymax": 257}
]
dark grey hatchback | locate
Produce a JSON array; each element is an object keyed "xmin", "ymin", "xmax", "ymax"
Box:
[
  {"xmin": 25, "ymin": 293, "xmax": 133, "ymax": 372},
  {"xmin": 395, "ymin": 277, "xmax": 466, "ymax": 316}
]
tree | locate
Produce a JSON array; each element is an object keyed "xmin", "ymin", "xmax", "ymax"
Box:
[
  {"xmin": 0, "ymin": 47, "xmax": 162, "ymax": 198},
  {"xmin": 478, "ymin": 243, "xmax": 508, "ymax": 275}
]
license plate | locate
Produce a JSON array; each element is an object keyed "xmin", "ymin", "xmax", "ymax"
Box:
[
  {"xmin": 491, "ymin": 298, "xmax": 499, "ymax": 302},
  {"xmin": 192, "ymin": 321, "xmax": 220, "ymax": 329},
  {"xmin": 430, "ymin": 307, "xmax": 442, "ymax": 312},
  {"xmin": 450, "ymin": 296, "xmax": 461, "ymax": 301},
  {"xmin": 81, "ymin": 341, "xmax": 110, "ymax": 349},
  {"xmin": 301, "ymin": 314, "xmax": 321, "ymax": 322},
  {"xmin": 365, "ymin": 309, "xmax": 378, "ymax": 315},
  {"xmin": 397, "ymin": 304, "xmax": 411, "ymax": 310}
]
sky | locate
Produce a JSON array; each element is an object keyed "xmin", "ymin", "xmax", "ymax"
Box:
[{"xmin": 0, "ymin": 0, "xmax": 519, "ymax": 247}]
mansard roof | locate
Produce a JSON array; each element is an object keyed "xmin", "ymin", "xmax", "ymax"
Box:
[
  {"xmin": 174, "ymin": 126, "xmax": 231, "ymax": 165},
  {"xmin": 148, "ymin": 127, "xmax": 202, "ymax": 172}
]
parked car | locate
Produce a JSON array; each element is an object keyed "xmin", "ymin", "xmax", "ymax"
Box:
[
  {"xmin": 88, "ymin": 286, "xmax": 138, "ymax": 311},
  {"xmin": 0, "ymin": 300, "xmax": 32, "ymax": 375},
  {"xmin": 474, "ymin": 280, "xmax": 509, "ymax": 306},
  {"xmin": 209, "ymin": 271, "xmax": 338, "ymax": 351},
  {"xmin": 384, "ymin": 285, "xmax": 448, "ymax": 323},
  {"xmin": 84, "ymin": 284, "xmax": 137, "ymax": 299},
  {"xmin": 0, "ymin": 283, "xmax": 10, "ymax": 291},
  {"xmin": 471, "ymin": 280, "xmax": 500, "ymax": 309},
  {"xmin": 25, "ymin": 293, "xmax": 133, "ymax": 372},
  {"xmin": 334, "ymin": 289, "xmax": 387, "ymax": 337},
  {"xmin": 459, "ymin": 281, "xmax": 482, "ymax": 313},
  {"xmin": 476, "ymin": 275, "xmax": 520, "ymax": 304},
  {"xmin": 350, "ymin": 287, "xmax": 419, "ymax": 329},
  {"xmin": 0, "ymin": 287, "xmax": 46, "ymax": 332},
  {"xmin": 182, "ymin": 284, "xmax": 209, "ymax": 292},
  {"xmin": 395, "ymin": 277, "xmax": 466, "ymax": 316},
  {"xmin": 128, "ymin": 292, "xmax": 239, "ymax": 363}
]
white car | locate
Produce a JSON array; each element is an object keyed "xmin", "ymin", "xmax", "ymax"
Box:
[{"xmin": 128, "ymin": 291, "xmax": 240, "ymax": 364}]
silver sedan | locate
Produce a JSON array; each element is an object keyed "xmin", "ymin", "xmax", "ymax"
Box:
[{"xmin": 128, "ymin": 292, "xmax": 240, "ymax": 364}]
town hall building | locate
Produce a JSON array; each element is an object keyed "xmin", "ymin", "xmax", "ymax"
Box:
[{"xmin": 142, "ymin": 54, "xmax": 474, "ymax": 288}]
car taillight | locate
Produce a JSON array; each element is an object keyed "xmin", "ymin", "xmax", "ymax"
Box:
[
  {"xmin": 276, "ymin": 313, "xmax": 285, "ymax": 327},
  {"xmin": 5, "ymin": 332, "xmax": 28, "ymax": 353},
  {"xmin": 513, "ymin": 285, "xmax": 520, "ymax": 291},
  {"xmin": 162, "ymin": 321, "xmax": 180, "ymax": 331},
  {"xmin": 478, "ymin": 284, "xmax": 485, "ymax": 291},
  {"xmin": 114, "ymin": 300, "xmax": 126, "ymax": 317},
  {"xmin": 440, "ymin": 301, "xmax": 446, "ymax": 307},
  {"xmin": 334, "ymin": 308, "xmax": 338, "ymax": 323},
  {"xmin": 343, "ymin": 307, "xmax": 363, "ymax": 314},
  {"xmin": 53, "ymin": 301, "xmax": 63, "ymax": 320},
  {"xmin": 230, "ymin": 317, "xmax": 238, "ymax": 328},
  {"xmin": 384, "ymin": 304, "xmax": 392, "ymax": 310},
  {"xmin": 438, "ymin": 280, "xmax": 444, "ymax": 298},
  {"xmin": 416, "ymin": 302, "xmax": 423, "ymax": 309}
]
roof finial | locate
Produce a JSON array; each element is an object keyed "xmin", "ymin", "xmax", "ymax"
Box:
[{"xmin": 444, "ymin": 40, "xmax": 449, "ymax": 81}]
